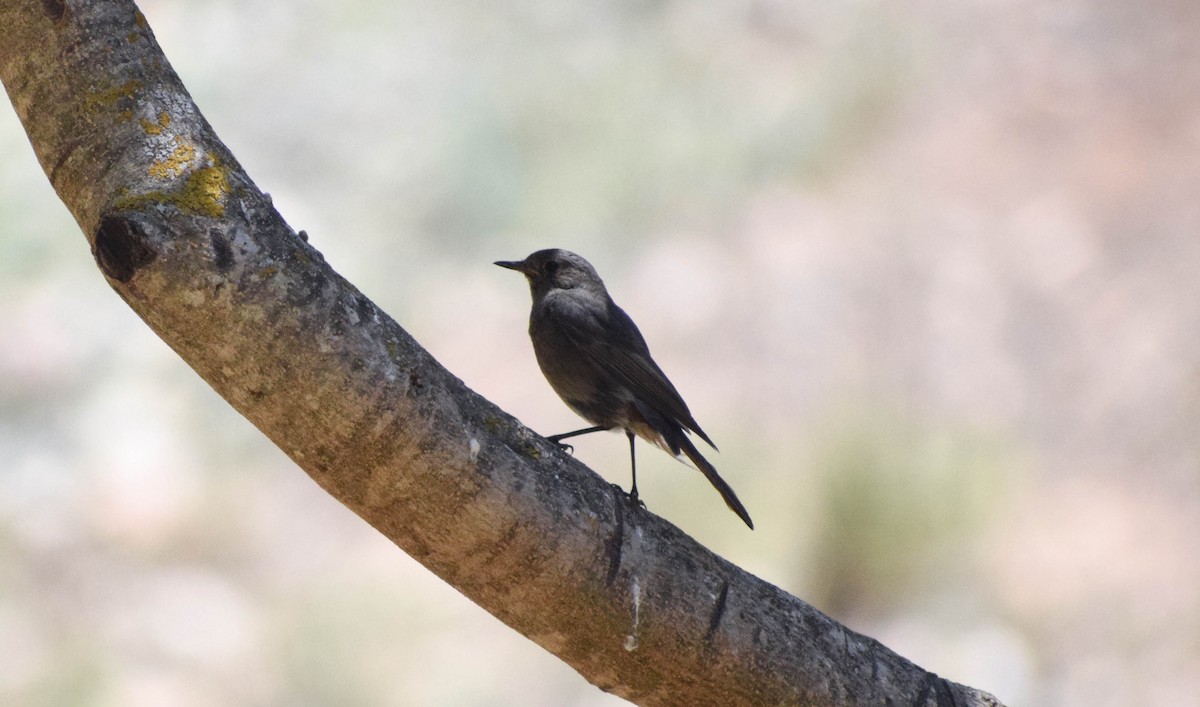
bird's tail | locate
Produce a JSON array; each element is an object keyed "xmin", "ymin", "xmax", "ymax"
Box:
[{"xmin": 677, "ymin": 435, "xmax": 754, "ymax": 529}]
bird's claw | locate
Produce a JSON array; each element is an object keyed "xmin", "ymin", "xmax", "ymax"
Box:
[
  {"xmin": 610, "ymin": 483, "xmax": 646, "ymax": 510},
  {"xmin": 554, "ymin": 441, "xmax": 574, "ymax": 455}
]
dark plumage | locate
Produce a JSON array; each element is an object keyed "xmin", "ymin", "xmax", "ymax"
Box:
[{"xmin": 496, "ymin": 249, "xmax": 753, "ymax": 529}]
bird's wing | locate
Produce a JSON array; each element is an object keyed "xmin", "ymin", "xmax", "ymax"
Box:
[{"xmin": 555, "ymin": 297, "xmax": 716, "ymax": 448}]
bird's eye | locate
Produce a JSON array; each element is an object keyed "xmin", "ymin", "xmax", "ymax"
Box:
[{"xmin": 544, "ymin": 260, "xmax": 560, "ymax": 275}]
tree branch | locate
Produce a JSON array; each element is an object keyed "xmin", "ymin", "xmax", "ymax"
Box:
[{"xmin": 0, "ymin": 1, "xmax": 1002, "ymax": 704}]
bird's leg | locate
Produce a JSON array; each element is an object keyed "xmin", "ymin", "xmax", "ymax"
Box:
[
  {"xmin": 548, "ymin": 425, "xmax": 610, "ymax": 442},
  {"xmin": 627, "ymin": 430, "xmax": 645, "ymax": 509},
  {"xmin": 547, "ymin": 425, "xmax": 610, "ymax": 454}
]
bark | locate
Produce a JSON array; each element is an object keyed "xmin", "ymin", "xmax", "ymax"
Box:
[{"xmin": 0, "ymin": 2, "xmax": 1003, "ymax": 705}]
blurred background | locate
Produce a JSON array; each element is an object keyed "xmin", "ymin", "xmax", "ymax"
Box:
[{"xmin": 3, "ymin": 0, "xmax": 1199, "ymax": 704}]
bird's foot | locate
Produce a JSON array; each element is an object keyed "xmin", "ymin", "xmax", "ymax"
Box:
[
  {"xmin": 545, "ymin": 433, "xmax": 575, "ymax": 455},
  {"xmin": 624, "ymin": 485, "xmax": 647, "ymax": 511}
]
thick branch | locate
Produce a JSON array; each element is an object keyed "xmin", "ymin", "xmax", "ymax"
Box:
[{"xmin": 0, "ymin": 2, "xmax": 1002, "ymax": 705}]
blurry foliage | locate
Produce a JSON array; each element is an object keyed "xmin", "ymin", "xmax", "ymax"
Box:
[{"xmin": 808, "ymin": 411, "xmax": 1012, "ymax": 618}]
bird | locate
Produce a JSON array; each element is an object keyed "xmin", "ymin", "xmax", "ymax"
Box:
[{"xmin": 495, "ymin": 248, "xmax": 753, "ymax": 529}]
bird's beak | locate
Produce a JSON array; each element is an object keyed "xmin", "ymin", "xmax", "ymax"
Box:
[{"xmin": 494, "ymin": 259, "xmax": 532, "ymax": 275}]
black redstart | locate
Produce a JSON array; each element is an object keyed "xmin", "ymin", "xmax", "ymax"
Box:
[{"xmin": 495, "ymin": 249, "xmax": 753, "ymax": 529}]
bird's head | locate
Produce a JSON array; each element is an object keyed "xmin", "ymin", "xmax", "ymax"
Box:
[{"xmin": 495, "ymin": 249, "xmax": 606, "ymax": 299}]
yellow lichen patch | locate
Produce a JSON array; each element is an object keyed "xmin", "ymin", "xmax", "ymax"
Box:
[
  {"xmin": 83, "ymin": 79, "xmax": 143, "ymax": 113},
  {"xmin": 148, "ymin": 144, "xmax": 196, "ymax": 179},
  {"xmin": 135, "ymin": 10, "xmax": 148, "ymax": 29},
  {"xmin": 172, "ymin": 155, "xmax": 231, "ymax": 217},
  {"xmin": 116, "ymin": 152, "xmax": 231, "ymax": 219},
  {"xmin": 140, "ymin": 112, "xmax": 171, "ymax": 135}
]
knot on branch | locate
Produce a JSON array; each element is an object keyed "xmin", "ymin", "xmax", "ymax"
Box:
[
  {"xmin": 42, "ymin": 0, "xmax": 66, "ymax": 23},
  {"xmin": 93, "ymin": 214, "xmax": 157, "ymax": 282}
]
